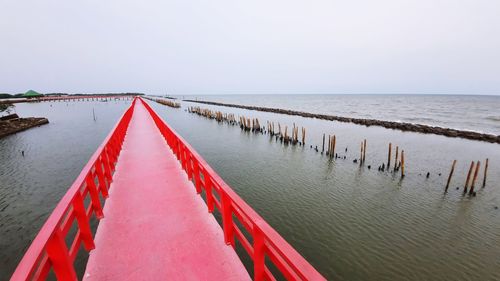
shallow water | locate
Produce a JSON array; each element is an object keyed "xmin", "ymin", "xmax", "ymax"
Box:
[
  {"xmin": 0, "ymin": 100, "xmax": 131, "ymax": 279},
  {"xmin": 1, "ymin": 97, "xmax": 499, "ymax": 280},
  {"xmin": 180, "ymin": 94, "xmax": 500, "ymax": 135}
]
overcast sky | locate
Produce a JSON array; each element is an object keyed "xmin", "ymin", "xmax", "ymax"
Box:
[{"xmin": 1, "ymin": 0, "xmax": 499, "ymax": 95}]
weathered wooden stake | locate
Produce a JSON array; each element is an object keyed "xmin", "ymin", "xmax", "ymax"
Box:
[
  {"xmin": 328, "ymin": 136, "xmax": 332, "ymax": 158},
  {"xmin": 464, "ymin": 161, "xmax": 475, "ymax": 193},
  {"xmin": 482, "ymin": 158, "xmax": 489, "ymax": 187},
  {"xmin": 401, "ymin": 150, "xmax": 405, "ymax": 177},
  {"xmin": 394, "ymin": 146, "xmax": 399, "ymax": 171},
  {"xmin": 332, "ymin": 135, "xmax": 336, "ymax": 158},
  {"xmin": 387, "ymin": 143, "xmax": 392, "ymax": 168},
  {"xmin": 469, "ymin": 161, "xmax": 481, "ymax": 195},
  {"xmin": 328, "ymin": 135, "xmax": 331, "ymax": 154},
  {"xmin": 360, "ymin": 141, "xmax": 363, "ymax": 164},
  {"xmin": 363, "ymin": 139, "xmax": 367, "ymax": 163},
  {"xmin": 445, "ymin": 160, "xmax": 457, "ymax": 192},
  {"xmin": 322, "ymin": 134, "xmax": 325, "ymax": 153}
]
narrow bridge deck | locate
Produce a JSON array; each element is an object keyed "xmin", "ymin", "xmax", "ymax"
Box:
[{"xmin": 83, "ymin": 101, "xmax": 250, "ymax": 280}]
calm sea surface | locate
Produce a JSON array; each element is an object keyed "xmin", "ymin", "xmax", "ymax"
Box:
[
  {"xmin": 180, "ymin": 94, "xmax": 500, "ymax": 135},
  {"xmin": 1, "ymin": 95, "xmax": 499, "ymax": 280}
]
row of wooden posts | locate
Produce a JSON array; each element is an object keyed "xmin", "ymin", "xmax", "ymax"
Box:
[
  {"xmin": 188, "ymin": 106, "xmax": 237, "ymax": 123},
  {"xmin": 240, "ymin": 116, "xmax": 261, "ymax": 131},
  {"xmin": 153, "ymin": 98, "xmax": 181, "ymax": 108},
  {"xmin": 385, "ymin": 143, "xmax": 405, "ymax": 177},
  {"xmin": 267, "ymin": 122, "xmax": 305, "ymax": 145},
  {"xmin": 187, "ymin": 106, "xmax": 490, "ymax": 192},
  {"xmin": 444, "ymin": 158, "xmax": 489, "ymax": 195}
]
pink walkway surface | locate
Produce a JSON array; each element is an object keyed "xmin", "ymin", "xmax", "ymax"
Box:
[{"xmin": 83, "ymin": 102, "xmax": 250, "ymax": 280}]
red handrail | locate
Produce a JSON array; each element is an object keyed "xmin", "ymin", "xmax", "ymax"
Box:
[
  {"xmin": 11, "ymin": 98, "xmax": 138, "ymax": 281},
  {"xmin": 12, "ymin": 97, "xmax": 325, "ymax": 280},
  {"xmin": 140, "ymin": 98, "xmax": 325, "ymax": 281}
]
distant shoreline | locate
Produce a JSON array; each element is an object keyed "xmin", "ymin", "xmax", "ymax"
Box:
[{"xmin": 183, "ymin": 99, "xmax": 500, "ymax": 144}]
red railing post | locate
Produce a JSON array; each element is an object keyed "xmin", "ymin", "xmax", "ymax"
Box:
[
  {"xmin": 175, "ymin": 140, "xmax": 181, "ymax": 160},
  {"xmin": 187, "ymin": 153, "xmax": 193, "ymax": 181},
  {"xmin": 203, "ymin": 170, "xmax": 214, "ymax": 213},
  {"xmin": 181, "ymin": 145, "xmax": 188, "ymax": 172},
  {"xmin": 253, "ymin": 221, "xmax": 266, "ymax": 281},
  {"xmin": 221, "ymin": 191, "xmax": 235, "ymax": 247},
  {"xmin": 193, "ymin": 160, "xmax": 201, "ymax": 194},
  {"xmin": 101, "ymin": 149, "xmax": 113, "ymax": 183},
  {"xmin": 73, "ymin": 193, "xmax": 95, "ymax": 251},
  {"xmin": 46, "ymin": 231, "xmax": 77, "ymax": 281},
  {"xmin": 178, "ymin": 143, "xmax": 184, "ymax": 169},
  {"xmin": 106, "ymin": 143, "xmax": 117, "ymax": 173},
  {"xmin": 107, "ymin": 136, "xmax": 119, "ymax": 167},
  {"xmin": 95, "ymin": 159, "xmax": 109, "ymax": 198},
  {"xmin": 107, "ymin": 144, "xmax": 116, "ymax": 172},
  {"xmin": 86, "ymin": 175, "xmax": 104, "ymax": 219}
]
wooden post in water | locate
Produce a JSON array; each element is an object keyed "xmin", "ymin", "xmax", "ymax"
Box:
[
  {"xmin": 464, "ymin": 161, "xmax": 475, "ymax": 193},
  {"xmin": 469, "ymin": 161, "xmax": 481, "ymax": 195},
  {"xmin": 322, "ymin": 134, "xmax": 325, "ymax": 153},
  {"xmin": 360, "ymin": 141, "xmax": 363, "ymax": 164},
  {"xmin": 445, "ymin": 160, "xmax": 457, "ymax": 192},
  {"xmin": 330, "ymin": 136, "xmax": 333, "ymax": 158},
  {"xmin": 363, "ymin": 139, "xmax": 367, "ymax": 163},
  {"xmin": 482, "ymin": 158, "xmax": 489, "ymax": 187},
  {"xmin": 328, "ymin": 136, "xmax": 332, "ymax": 158},
  {"xmin": 332, "ymin": 135, "xmax": 336, "ymax": 158},
  {"xmin": 328, "ymin": 135, "xmax": 331, "ymax": 155},
  {"xmin": 302, "ymin": 127, "xmax": 306, "ymax": 144},
  {"xmin": 401, "ymin": 150, "xmax": 405, "ymax": 177},
  {"xmin": 387, "ymin": 143, "xmax": 392, "ymax": 168},
  {"xmin": 394, "ymin": 146, "xmax": 399, "ymax": 171}
]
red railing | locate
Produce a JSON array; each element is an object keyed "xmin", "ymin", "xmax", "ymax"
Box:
[
  {"xmin": 11, "ymin": 98, "xmax": 137, "ymax": 280},
  {"xmin": 12, "ymin": 97, "xmax": 325, "ymax": 280},
  {"xmin": 140, "ymin": 98, "xmax": 325, "ymax": 281}
]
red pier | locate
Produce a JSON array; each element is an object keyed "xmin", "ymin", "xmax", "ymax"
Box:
[{"xmin": 11, "ymin": 98, "xmax": 325, "ymax": 281}]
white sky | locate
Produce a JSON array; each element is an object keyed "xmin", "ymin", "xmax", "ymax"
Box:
[{"xmin": 0, "ymin": 0, "xmax": 499, "ymax": 95}]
